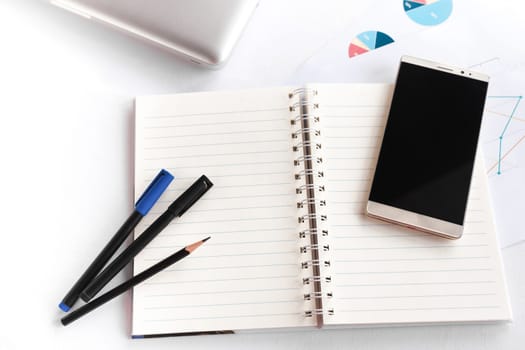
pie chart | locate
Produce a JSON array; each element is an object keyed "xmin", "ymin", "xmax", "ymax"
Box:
[
  {"xmin": 404, "ymin": 0, "xmax": 453, "ymax": 26},
  {"xmin": 348, "ymin": 31, "xmax": 395, "ymax": 58}
]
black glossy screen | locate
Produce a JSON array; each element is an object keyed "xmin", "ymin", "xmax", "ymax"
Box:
[{"xmin": 369, "ymin": 61, "xmax": 488, "ymax": 225}]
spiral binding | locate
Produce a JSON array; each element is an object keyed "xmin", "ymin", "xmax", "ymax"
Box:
[
  {"xmin": 298, "ymin": 213, "xmax": 327, "ymax": 223},
  {"xmin": 296, "ymin": 198, "xmax": 326, "ymax": 209},
  {"xmin": 296, "ymin": 184, "xmax": 324, "ymax": 194},
  {"xmin": 288, "ymin": 87, "xmax": 318, "ymax": 99},
  {"xmin": 300, "ymin": 244, "xmax": 330, "ymax": 253},
  {"xmin": 293, "ymin": 141, "xmax": 322, "ymax": 152},
  {"xmin": 302, "ymin": 275, "xmax": 332, "ymax": 285},
  {"xmin": 304, "ymin": 291, "xmax": 333, "ymax": 300},
  {"xmin": 295, "ymin": 169, "xmax": 324, "ymax": 181},
  {"xmin": 298, "ymin": 228, "xmax": 329, "ymax": 238},
  {"xmin": 289, "ymin": 88, "xmax": 333, "ymax": 323},
  {"xmin": 304, "ymin": 309, "xmax": 334, "ymax": 317},
  {"xmin": 294, "ymin": 155, "xmax": 323, "ymax": 166}
]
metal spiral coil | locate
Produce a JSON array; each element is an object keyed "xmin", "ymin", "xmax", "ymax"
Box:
[
  {"xmin": 291, "ymin": 114, "xmax": 320, "ymax": 125},
  {"xmin": 301, "ymin": 259, "xmax": 330, "ymax": 269},
  {"xmin": 297, "ymin": 198, "xmax": 326, "ymax": 208},
  {"xmin": 292, "ymin": 127, "xmax": 321, "ymax": 139},
  {"xmin": 295, "ymin": 169, "xmax": 324, "ymax": 180},
  {"xmin": 304, "ymin": 308, "xmax": 334, "ymax": 317},
  {"xmin": 301, "ymin": 259, "xmax": 319, "ymax": 269},
  {"xmin": 298, "ymin": 213, "xmax": 327, "ymax": 223},
  {"xmin": 300, "ymin": 244, "xmax": 329, "ymax": 253},
  {"xmin": 303, "ymin": 291, "xmax": 333, "ymax": 300},
  {"xmin": 294, "ymin": 155, "xmax": 322, "ymax": 166},
  {"xmin": 302, "ymin": 276, "xmax": 332, "ymax": 285},
  {"xmin": 298, "ymin": 228, "xmax": 329, "ymax": 238},
  {"xmin": 289, "ymin": 102, "xmax": 319, "ymax": 112},
  {"xmin": 288, "ymin": 88, "xmax": 318, "ymax": 99},
  {"xmin": 296, "ymin": 183, "xmax": 325, "ymax": 194},
  {"xmin": 293, "ymin": 141, "xmax": 322, "ymax": 152}
]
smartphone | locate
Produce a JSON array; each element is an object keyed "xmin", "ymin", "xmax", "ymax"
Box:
[{"xmin": 366, "ymin": 56, "xmax": 489, "ymax": 239}]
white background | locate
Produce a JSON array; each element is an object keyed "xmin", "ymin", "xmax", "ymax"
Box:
[{"xmin": 0, "ymin": 1, "xmax": 523, "ymax": 349}]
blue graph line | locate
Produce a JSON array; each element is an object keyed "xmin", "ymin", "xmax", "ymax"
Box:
[{"xmin": 487, "ymin": 95, "xmax": 523, "ymax": 175}]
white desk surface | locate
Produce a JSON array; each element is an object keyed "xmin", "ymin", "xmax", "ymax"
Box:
[{"xmin": 0, "ymin": 1, "xmax": 523, "ymax": 349}]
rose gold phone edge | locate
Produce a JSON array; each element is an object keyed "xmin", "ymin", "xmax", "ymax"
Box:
[{"xmin": 365, "ymin": 55, "xmax": 489, "ymax": 240}]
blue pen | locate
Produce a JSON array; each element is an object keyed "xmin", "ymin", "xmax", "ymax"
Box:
[{"xmin": 58, "ymin": 169, "xmax": 174, "ymax": 312}]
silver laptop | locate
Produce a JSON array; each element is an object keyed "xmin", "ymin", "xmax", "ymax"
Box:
[{"xmin": 51, "ymin": 0, "xmax": 259, "ymax": 68}]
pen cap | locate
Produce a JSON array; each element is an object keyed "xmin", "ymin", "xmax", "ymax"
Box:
[
  {"xmin": 168, "ymin": 175, "xmax": 213, "ymax": 216},
  {"xmin": 135, "ymin": 169, "xmax": 174, "ymax": 216}
]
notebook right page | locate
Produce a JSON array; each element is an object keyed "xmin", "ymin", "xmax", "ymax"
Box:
[{"xmin": 310, "ymin": 83, "xmax": 511, "ymax": 326}]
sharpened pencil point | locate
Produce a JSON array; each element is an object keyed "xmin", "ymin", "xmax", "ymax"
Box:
[{"xmin": 186, "ymin": 237, "xmax": 210, "ymax": 253}]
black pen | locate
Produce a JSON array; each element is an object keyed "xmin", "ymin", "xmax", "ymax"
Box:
[
  {"xmin": 61, "ymin": 237, "xmax": 210, "ymax": 326},
  {"xmin": 58, "ymin": 169, "xmax": 174, "ymax": 312},
  {"xmin": 80, "ymin": 175, "xmax": 213, "ymax": 302}
]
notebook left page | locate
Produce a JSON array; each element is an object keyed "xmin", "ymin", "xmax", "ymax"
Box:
[{"xmin": 133, "ymin": 88, "xmax": 316, "ymax": 336}]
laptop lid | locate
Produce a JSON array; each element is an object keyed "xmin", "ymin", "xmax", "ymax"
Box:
[{"xmin": 51, "ymin": 0, "xmax": 258, "ymax": 68}]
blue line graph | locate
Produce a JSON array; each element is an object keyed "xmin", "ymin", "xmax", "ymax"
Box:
[{"xmin": 487, "ymin": 95, "xmax": 523, "ymax": 175}]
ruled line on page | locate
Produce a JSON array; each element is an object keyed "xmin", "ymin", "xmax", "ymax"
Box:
[
  {"xmin": 144, "ymin": 287, "xmax": 299, "ymax": 297},
  {"xmin": 329, "ymin": 223, "xmax": 390, "ymax": 228},
  {"xmin": 138, "ymin": 215, "xmax": 297, "ymax": 228},
  {"xmin": 143, "ymin": 107, "xmax": 287, "ymax": 119},
  {"xmin": 330, "ymin": 199, "xmax": 366, "ymax": 204},
  {"xmin": 332, "ymin": 234, "xmax": 411, "ymax": 239},
  {"xmin": 325, "ymin": 145, "xmax": 378, "ymax": 150},
  {"xmin": 327, "ymin": 179, "xmax": 370, "ymax": 182},
  {"xmin": 324, "ymin": 135, "xmax": 382, "ymax": 139},
  {"xmin": 163, "ymin": 182, "xmax": 293, "ymax": 192},
  {"xmin": 148, "ymin": 205, "xmax": 294, "ymax": 216},
  {"xmin": 336, "ymin": 293, "xmax": 497, "ymax": 300},
  {"xmin": 334, "ymin": 256, "xmax": 490, "ymax": 263},
  {"xmin": 324, "ymin": 157, "xmax": 376, "ymax": 160},
  {"xmin": 144, "ymin": 139, "xmax": 289, "ymax": 150},
  {"xmin": 163, "ymin": 263, "xmax": 298, "ymax": 273},
  {"xmin": 325, "ymin": 167, "xmax": 374, "ymax": 171},
  {"xmin": 191, "ymin": 204, "xmax": 293, "ymax": 212},
  {"xmin": 321, "ymin": 104, "xmax": 386, "ymax": 108},
  {"xmin": 144, "ymin": 117, "xmax": 285, "ymax": 129},
  {"xmin": 144, "ymin": 127, "xmax": 289, "ymax": 139},
  {"xmin": 323, "ymin": 123, "xmax": 385, "ymax": 130},
  {"xmin": 327, "ymin": 190, "xmax": 368, "ymax": 193},
  {"xmin": 334, "ymin": 268, "xmax": 492, "ymax": 275},
  {"xmin": 334, "ymin": 244, "xmax": 489, "ymax": 251},
  {"xmin": 144, "ymin": 250, "xmax": 297, "ymax": 262},
  {"xmin": 143, "ymin": 160, "xmax": 291, "ymax": 170},
  {"xmin": 320, "ymin": 114, "xmax": 386, "ymax": 118},
  {"xmin": 337, "ymin": 306, "xmax": 501, "ymax": 313},
  {"xmin": 332, "ymin": 232, "xmax": 489, "ymax": 239},
  {"xmin": 144, "ymin": 170, "xmax": 291, "ymax": 181},
  {"xmin": 144, "ymin": 312, "xmax": 302, "ymax": 323},
  {"xmin": 335, "ymin": 280, "xmax": 496, "ymax": 288},
  {"xmin": 144, "ymin": 274, "xmax": 299, "ymax": 285},
  {"xmin": 144, "ymin": 149, "xmax": 290, "ymax": 161},
  {"xmin": 158, "ymin": 226, "xmax": 296, "ymax": 237},
  {"xmin": 145, "ymin": 299, "xmax": 302, "ymax": 310},
  {"xmin": 145, "ymin": 239, "xmax": 296, "ymax": 251},
  {"xmin": 155, "ymin": 193, "xmax": 294, "ymax": 203}
]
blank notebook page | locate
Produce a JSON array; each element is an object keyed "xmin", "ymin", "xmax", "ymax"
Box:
[
  {"xmin": 312, "ymin": 84, "xmax": 511, "ymax": 326},
  {"xmin": 133, "ymin": 88, "xmax": 315, "ymax": 336}
]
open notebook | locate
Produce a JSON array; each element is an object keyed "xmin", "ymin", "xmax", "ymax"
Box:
[{"xmin": 133, "ymin": 84, "xmax": 511, "ymax": 337}]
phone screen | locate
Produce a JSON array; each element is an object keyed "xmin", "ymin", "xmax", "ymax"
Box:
[{"xmin": 369, "ymin": 61, "xmax": 488, "ymax": 225}]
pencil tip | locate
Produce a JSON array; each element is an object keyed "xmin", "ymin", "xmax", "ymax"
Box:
[{"xmin": 202, "ymin": 236, "xmax": 211, "ymax": 242}]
